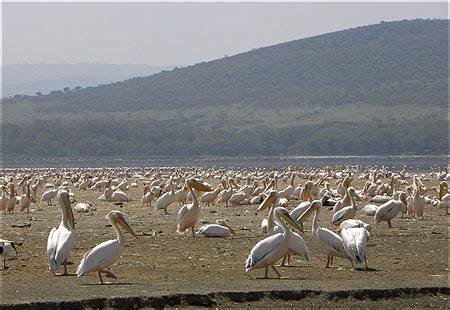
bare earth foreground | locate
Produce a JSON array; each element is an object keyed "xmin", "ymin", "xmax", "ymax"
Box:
[{"xmin": 1, "ymin": 177, "xmax": 448, "ymax": 308}]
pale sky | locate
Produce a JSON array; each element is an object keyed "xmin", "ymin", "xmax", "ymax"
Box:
[{"xmin": 2, "ymin": 2, "xmax": 447, "ymax": 66}]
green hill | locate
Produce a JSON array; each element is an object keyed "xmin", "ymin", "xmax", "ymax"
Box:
[{"xmin": 2, "ymin": 19, "xmax": 448, "ymax": 157}]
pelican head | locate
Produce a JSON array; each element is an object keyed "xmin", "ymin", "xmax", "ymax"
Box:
[
  {"xmin": 107, "ymin": 211, "xmax": 138, "ymax": 239},
  {"xmin": 58, "ymin": 189, "xmax": 75, "ymax": 229},
  {"xmin": 274, "ymin": 207, "xmax": 303, "ymax": 232},
  {"xmin": 257, "ymin": 190, "xmax": 277, "ymax": 212},
  {"xmin": 297, "ymin": 200, "xmax": 322, "ymax": 222},
  {"xmin": 186, "ymin": 178, "xmax": 212, "ymax": 192}
]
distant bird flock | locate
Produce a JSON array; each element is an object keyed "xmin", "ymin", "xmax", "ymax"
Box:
[{"xmin": 1, "ymin": 165, "xmax": 448, "ymax": 282}]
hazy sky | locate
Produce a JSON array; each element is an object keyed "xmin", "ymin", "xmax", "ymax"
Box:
[{"xmin": 2, "ymin": 2, "xmax": 447, "ymax": 66}]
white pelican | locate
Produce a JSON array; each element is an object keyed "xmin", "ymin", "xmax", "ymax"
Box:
[
  {"xmin": 73, "ymin": 202, "xmax": 94, "ymax": 213},
  {"xmin": 47, "ymin": 189, "xmax": 76, "ymax": 275},
  {"xmin": 331, "ymin": 187, "xmax": 358, "ymax": 226},
  {"xmin": 41, "ymin": 188, "xmax": 58, "ymax": 206},
  {"xmin": 18, "ymin": 184, "xmax": 32, "ymax": 213},
  {"xmin": 0, "ymin": 239, "xmax": 18, "ymax": 269},
  {"xmin": 155, "ymin": 177, "xmax": 176, "ymax": 214},
  {"xmin": 200, "ymin": 184, "xmax": 222, "ymax": 207},
  {"xmin": 298, "ymin": 200, "xmax": 348, "ymax": 268},
  {"xmin": 360, "ymin": 204, "xmax": 379, "ymax": 216},
  {"xmin": 341, "ymin": 227, "xmax": 370, "ymax": 269},
  {"xmin": 141, "ymin": 185, "xmax": 154, "ymax": 207},
  {"xmin": 177, "ymin": 179, "xmax": 212, "ymax": 236},
  {"xmin": 278, "ymin": 173, "xmax": 296, "ymax": 199},
  {"xmin": 409, "ymin": 179, "xmax": 426, "ymax": 219},
  {"xmin": 258, "ymin": 191, "xmax": 310, "ymax": 267},
  {"xmin": 5, "ymin": 184, "xmax": 16, "ymax": 214},
  {"xmin": 245, "ymin": 207, "xmax": 303, "ymax": 278},
  {"xmin": 196, "ymin": 220, "xmax": 235, "ymax": 237},
  {"xmin": 217, "ymin": 178, "xmax": 238, "ymax": 207},
  {"xmin": 75, "ymin": 211, "xmax": 137, "ymax": 284},
  {"xmin": 374, "ymin": 193, "xmax": 407, "ymax": 227},
  {"xmin": 103, "ymin": 182, "xmax": 129, "ymax": 203}
]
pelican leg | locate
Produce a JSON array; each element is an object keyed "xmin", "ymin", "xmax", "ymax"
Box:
[
  {"xmin": 287, "ymin": 253, "xmax": 291, "ymax": 265},
  {"xmin": 325, "ymin": 256, "xmax": 331, "ymax": 268},
  {"xmin": 271, "ymin": 265, "xmax": 281, "ymax": 278},
  {"xmin": 164, "ymin": 208, "xmax": 168, "ymax": 215},
  {"xmin": 98, "ymin": 270, "xmax": 104, "ymax": 284},
  {"xmin": 364, "ymin": 256, "xmax": 368, "ymax": 270},
  {"xmin": 264, "ymin": 266, "xmax": 269, "ymax": 278},
  {"xmin": 55, "ymin": 260, "xmax": 75, "ymax": 276},
  {"xmin": 280, "ymin": 255, "xmax": 287, "ymax": 267},
  {"xmin": 387, "ymin": 220, "xmax": 392, "ymax": 228},
  {"xmin": 101, "ymin": 270, "xmax": 117, "ymax": 279},
  {"xmin": 330, "ymin": 256, "xmax": 334, "ymax": 267},
  {"xmin": 191, "ymin": 227, "xmax": 196, "ymax": 237},
  {"xmin": 3, "ymin": 258, "xmax": 8, "ymax": 269},
  {"xmin": 350, "ymin": 259, "xmax": 354, "ymax": 269}
]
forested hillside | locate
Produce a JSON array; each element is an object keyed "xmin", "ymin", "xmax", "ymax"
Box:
[{"xmin": 2, "ymin": 19, "xmax": 447, "ymax": 157}]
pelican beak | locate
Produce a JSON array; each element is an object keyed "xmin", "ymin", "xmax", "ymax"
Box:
[
  {"xmin": 11, "ymin": 242, "xmax": 17, "ymax": 255},
  {"xmin": 297, "ymin": 202, "xmax": 318, "ymax": 223},
  {"xmin": 257, "ymin": 192, "xmax": 276, "ymax": 212},
  {"xmin": 189, "ymin": 180, "xmax": 212, "ymax": 192},
  {"xmin": 278, "ymin": 209, "xmax": 303, "ymax": 232},
  {"xmin": 117, "ymin": 216, "xmax": 138, "ymax": 239},
  {"xmin": 223, "ymin": 223, "xmax": 236, "ymax": 235},
  {"xmin": 64, "ymin": 194, "xmax": 75, "ymax": 229}
]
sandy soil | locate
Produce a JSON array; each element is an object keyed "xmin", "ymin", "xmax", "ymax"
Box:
[{"xmin": 1, "ymin": 176, "xmax": 448, "ymax": 307}]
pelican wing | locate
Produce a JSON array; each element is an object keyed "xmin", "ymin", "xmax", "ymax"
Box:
[
  {"xmin": 316, "ymin": 227, "xmax": 347, "ymax": 258},
  {"xmin": 76, "ymin": 239, "xmax": 121, "ymax": 276},
  {"xmin": 177, "ymin": 204, "xmax": 188, "ymax": 223},
  {"xmin": 47, "ymin": 227, "xmax": 58, "ymax": 271},
  {"xmin": 245, "ymin": 233, "xmax": 284, "ymax": 271},
  {"xmin": 289, "ymin": 232, "xmax": 310, "ymax": 262},
  {"xmin": 55, "ymin": 228, "xmax": 75, "ymax": 266},
  {"xmin": 331, "ymin": 206, "xmax": 351, "ymax": 225}
]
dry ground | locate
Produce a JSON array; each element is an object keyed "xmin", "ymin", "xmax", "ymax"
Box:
[{"xmin": 0, "ymin": 175, "xmax": 448, "ymax": 307}]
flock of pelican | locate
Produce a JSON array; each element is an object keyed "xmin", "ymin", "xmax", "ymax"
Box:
[{"xmin": 1, "ymin": 165, "xmax": 448, "ymax": 282}]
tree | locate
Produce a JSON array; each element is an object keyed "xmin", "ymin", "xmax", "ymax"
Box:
[
  {"xmin": 36, "ymin": 92, "xmax": 42, "ymax": 96},
  {"xmin": 74, "ymin": 86, "xmax": 82, "ymax": 90},
  {"xmin": 63, "ymin": 87, "xmax": 70, "ymax": 92}
]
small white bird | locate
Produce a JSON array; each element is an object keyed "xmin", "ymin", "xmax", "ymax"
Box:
[{"xmin": 0, "ymin": 239, "xmax": 18, "ymax": 269}]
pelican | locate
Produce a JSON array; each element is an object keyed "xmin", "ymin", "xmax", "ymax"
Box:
[
  {"xmin": 371, "ymin": 195, "xmax": 390, "ymax": 204},
  {"xmin": 141, "ymin": 185, "xmax": 154, "ymax": 207},
  {"xmin": 75, "ymin": 211, "xmax": 137, "ymax": 284},
  {"xmin": 196, "ymin": 220, "xmax": 235, "ymax": 237},
  {"xmin": 360, "ymin": 204, "xmax": 379, "ymax": 216},
  {"xmin": 258, "ymin": 191, "xmax": 310, "ymax": 266},
  {"xmin": 245, "ymin": 207, "xmax": 303, "ymax": 278},
  {"xmin": 47, "ymin": 189, "xmax": 76, "ymax": 275},
  {"xmin": 41, "ymin": 188, "xmax": 58, "ymax": 206},
  {"xmin": 0, "ymin": 239, "xmax": 18, "ymax": 269},
  {"xmin": 155, "ymin": 177, "xmax": 176, "ymax": 214},
  {"xmin": 409, "ymin": 179, "xmax": 426, "ymax": 219},
  {"xmin": 177, "ymin": 179, "xmax": 212, "ymax": 236},
  {"xmin": 331, "ymin": 187, "xmax": 358, "ymax": 226},
  {"xmin": 341, "ymin": 227, "xmax": 370, "ymax": 269},
  {"xmin": 200, "ymin": 184, "xmax": 222, "ymax": 207},
  {"xmin": 73, "ymin": 202, "xmax": 94, "ymax": 213},
  {"xmin": 278, "ymin": 173, "xmax": 296, "ymax": 199},
  {"xmin": 18, "ymin": 184, "xmax": 32, "ymax": 213},
  {"xmin": 217, "ymin": 178, "xmax": 238, "ymax": 207},
  {"xmin": 298, "ymin": 200, "xmax": 348, "ymax": 268},
  {"xmin": 374, "ymin": 193, "xmax": 407, "ymax": 227},
  {"xmin": 5, "ymin": 184, "xmax": 16, "ymax": 214}
]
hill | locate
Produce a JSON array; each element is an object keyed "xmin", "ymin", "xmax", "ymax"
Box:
[
  {"xmin": 2, "ymin": 19, "xmax": 448, "ymax": 158},
  {"xmin": 1, "ymin": 63, "xmax": 175, "ymax": 98}
]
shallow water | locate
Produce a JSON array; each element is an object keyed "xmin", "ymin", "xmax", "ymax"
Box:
[{"xmin": 2, "ymin": 155, "xmax": 447, "ymax": 170}]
